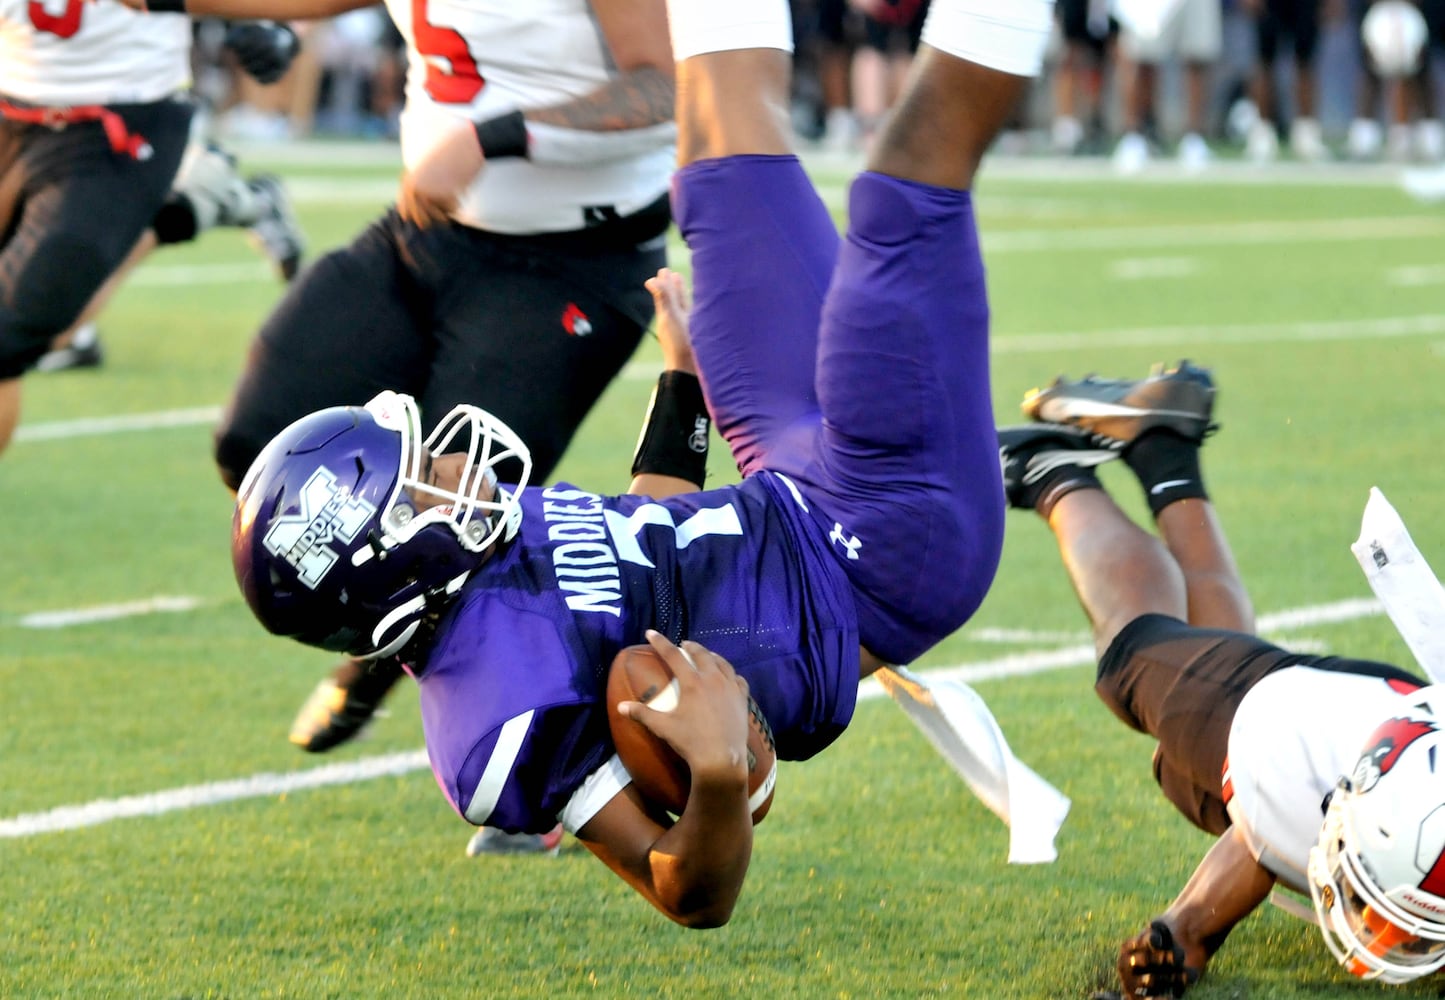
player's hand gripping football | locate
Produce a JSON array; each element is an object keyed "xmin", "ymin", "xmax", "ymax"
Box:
[
  {"xmin": 1115, "ymin": 920, "xmax": 1200, "ymax": 998},
  {"xmin": 617, "ymin": 632, "xmax": 752, "ymax": 800},
  {"xmin": 399, "ymin": 119, "xmax": 486, "ymax": 229},
  {"xmin": 644, "ymin": 267, "xmax": 696, "ymax": 375}
]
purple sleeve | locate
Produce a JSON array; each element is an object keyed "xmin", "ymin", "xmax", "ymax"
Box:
[{"xmin": 451, "ymin": 701, "xmax": 613, "ymax": 835}]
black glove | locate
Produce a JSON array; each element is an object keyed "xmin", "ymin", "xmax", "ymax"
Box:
[
  {"xmin": 224, "ymin": 21, "xmax": 301, "ymax": 85},
  {"xmin": 1116, "ymin": 920, "xmax": 1200, "ymax": 998}
]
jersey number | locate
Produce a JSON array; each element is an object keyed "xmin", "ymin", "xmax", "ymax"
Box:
[
  {"xmin": 411, "ymin": 0, "xmax": 483, "ymax": 104},
  {"xmin": 29, "ymin": 0, "xmax": 83, "ymax": 38},
  {"xmin": 605, "ymin": 504, "xmax": 744, "ymax": 569}
]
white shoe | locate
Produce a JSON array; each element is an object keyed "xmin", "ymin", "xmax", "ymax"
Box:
[
  {"xmin": 1052, "ymin": 115, "xmax": 1084, "ymax": 155},
  {"xmin": 821, "ymin": 108, "xmax": 860, "ymax": 154},
  {"xmin": 35, "ymin": 322, "xmax": 104, "ymax": 373},
  {"xmin": 1226, "ymin": 98, "xmax": 1261, "ymax": 144},
  {"xmin": 175, "ymin": 144, "xmax": 259, "ymax": 231},
  {"xmin": 1245, "ymin": 120, "xmax": 1279, "ymax": 163},
  {"xmin": 1387, "ymin": 123, "xmax": 1414, "ymax": 162},
  {"xmin": 246, "ymin": 174, "xmax": 306, "ymax": 282},
  {"xmin": 1289, "ymin": 117, "xmax": 1328, "ymax": 162},
  {"xmin": 465, "ymin": 824, "xmax": 563, "ymax": 856},
  {"xmin": 1414, "ymin": 120, "xmax": 1445, "ymax": 162},
  {"xmin": 1177, "ymin": 133, "xmax": 1210, "ymax": 172},
  {"xmin": 1402, "ymin": 166, "xmax": 1445, "ymax": 202},
  {"xmin": 1112, "ymin": 131, "xmax": 1150, "ymax": 174},
  {"xmin": 1347, "ymin": 118, "xmax": 1383, "ymax": 160}
]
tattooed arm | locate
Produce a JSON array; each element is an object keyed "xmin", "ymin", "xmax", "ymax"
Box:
[
  {"xmin": 399, "ymin": 0, "xmax": 675, "ymax": 227},
  {"xmin": 529, "ymin": 0, "xmax": 675, "ymax": 133}
]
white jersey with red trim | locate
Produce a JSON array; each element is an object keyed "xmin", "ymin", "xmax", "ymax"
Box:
[
  {"xmin": 0, "ymin": 0, "xmax": 189, "ymax": 106},
  {"xmin": 385, "ymin": 0, "xmax": 673, "ymax": 235},
  {"xmin": 1225, "ymin": 665, "xmax": 1422, "ymax": 893}
]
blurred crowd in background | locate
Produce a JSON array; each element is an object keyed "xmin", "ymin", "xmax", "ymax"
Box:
[{"xmin": 194, "ymin": 0, "xmax": 1445, "ymax": 168}]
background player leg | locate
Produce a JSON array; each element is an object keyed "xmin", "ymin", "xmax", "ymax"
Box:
[
  {"xmin": 867, "ymin": 33, "xmax": 1039, "ymax": 190},
  {"xmin": 674, "ymin": 49, "xmax": 794, "ymax": 166},
  {"xmin": 38, "ymin": 147, "xmax": 304, "ymax": 373}
]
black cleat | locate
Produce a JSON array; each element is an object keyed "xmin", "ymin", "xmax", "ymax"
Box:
[
  {"xmin": 998, "ymin": 423, "xmax": 1119, "ymax": 510},
  {"xmin": 1021, "ymin": 360, "xmax": 1219, "ymax": 449},
  {"xmin": 35, "ymin": 324, "xmax": 104, "ymax": 373},
  {"xmin": 289, "ymin": 656, "xmax": 404, "ymax": 752}
]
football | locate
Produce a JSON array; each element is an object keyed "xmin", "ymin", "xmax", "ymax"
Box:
[{"xmin": 605, "ymin": 643, "xmax": 777, "ymax": 824}]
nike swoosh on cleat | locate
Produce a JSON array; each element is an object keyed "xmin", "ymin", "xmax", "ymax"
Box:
[
  {"xmin": 1150, "ymin": 478, "xmax": 1193, "ymax": 495},
  {"xmin": 1042, "ymin": 400, "xmax": 1202, "ymax": 420}
]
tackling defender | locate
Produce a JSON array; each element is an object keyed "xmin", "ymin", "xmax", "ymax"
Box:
[
  {"xmin": 999, "ymin": 362, "xmax": 1445, "ymax": 996},
  {"xmin": 231, "ymin": 0, "xmax": 1051, "ymax": 925}
]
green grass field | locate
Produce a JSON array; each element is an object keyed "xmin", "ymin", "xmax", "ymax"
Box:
[{"xmin": 4, "ymin": 144, "xmax": 1445, "ymax": 998}]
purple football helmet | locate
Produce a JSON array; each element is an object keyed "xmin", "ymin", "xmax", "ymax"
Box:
[{"xmin": 232, "ymin": 391, "xmax": 532, "ymax": 658}]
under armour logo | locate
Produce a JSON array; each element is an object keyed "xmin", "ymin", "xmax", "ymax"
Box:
[{"xmin": 830, "ymin": 522, "xmax": 862, "ymax": 560}]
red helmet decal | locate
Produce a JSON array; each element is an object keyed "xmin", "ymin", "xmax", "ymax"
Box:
[
  {"xmin": 1388, "ymin": 677, "xmax": 1426, "ymax": 696},
  {"xmin": 1355, "ymin": 716, "xmax": 1437, "ymax": 793}
]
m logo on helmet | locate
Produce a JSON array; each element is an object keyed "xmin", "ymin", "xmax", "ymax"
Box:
[
  {"xmin": 262, "ymin": 467, "xmax": 377, "ymax": 589},
  {"xmin": 1352, "ymin": 716, "xmax": 1438, "ymax": 793}
]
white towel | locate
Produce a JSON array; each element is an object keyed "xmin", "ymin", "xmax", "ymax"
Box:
[
  {"xmin": 877, "ymin": 666, "xmax": 1071, "ymax": 864},
  {"xmin": 1350, "ymin": 487, "xmax": 1445, "ymax": 683}
]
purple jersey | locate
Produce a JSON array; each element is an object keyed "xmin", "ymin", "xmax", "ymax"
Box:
[{"xmin": 417, "ymin": 472, "xmax": 859, "ymax": 834}]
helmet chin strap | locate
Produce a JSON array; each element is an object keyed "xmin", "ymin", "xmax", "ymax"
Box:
[
  {"xmin": 368, "ymin": 598, "xmax": 424, "ymax": 660},
  {"xmin": 365, "ymin": 571, "xmax": 473, "ymax": 659}
]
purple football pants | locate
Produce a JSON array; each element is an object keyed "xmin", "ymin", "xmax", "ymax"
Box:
[{"xmin": 673, "ymin": 155, "xmax": 1004, "ymax": 665}]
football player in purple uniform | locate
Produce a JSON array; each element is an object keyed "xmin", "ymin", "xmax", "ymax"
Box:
[
  {"xmin": 999, "ymin": 363, "xmax": 1445, "ymax": 996},
  {"xmin": 117, "ymin": 0, "xmax": 681, "ymax": 767},
  {"xmin": 231, "ymin": 0, "xmax": 1053, "ymax": 925}
]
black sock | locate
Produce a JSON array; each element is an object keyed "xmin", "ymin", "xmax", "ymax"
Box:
[
  {"xmin": 151, "ymin": 194, "xmax": 199, "ymax": 245},
  {"xmin": 1021, "ymin": 465, "xmax": 1103, "ymax": 520},
  {"xmin": 1124, "ymin": 430, "xmax": 1207, "ymax": 516}
]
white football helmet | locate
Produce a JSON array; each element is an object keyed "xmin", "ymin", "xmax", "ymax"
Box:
[{"xmin": 1308, "ymin": 685, "xmax": 1445, "ymax": 984}]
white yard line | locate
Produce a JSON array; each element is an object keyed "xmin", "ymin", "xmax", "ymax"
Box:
[
  {"xmin": 17, "ymin": 596, "xmax": 205, "ymax": 629},
  {"xmin": 14, "ymin": 406, "xmax": 222, "ymax": 442},
  {"xmin": 991, "ymin": 312, "xmax": 1445, "ymax": 354},
  {"xmin": 1109, "ymin": 257, "xmax": 1201, "ymax": 280},
  {"xmin": 0, "ymin": 597, "xmax": 1385, "ymax": 839},
  {"xmin": 128, "ymin": 263, "xmax": 274, "ymax": 286},
  {"xmin": 1387, "ymin": 265, "xmax": 1445, "ymax": 288},
  {"xmin": 984, "ymin": 215, "xmax": 1445, "ymax": 253},
  {"xmin": 0, "ymin": 752, "xmax": 429, "ymax": 838}
]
